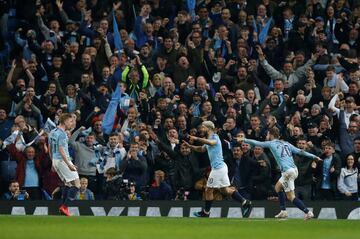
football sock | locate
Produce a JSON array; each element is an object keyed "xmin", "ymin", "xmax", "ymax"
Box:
[
  {"xmin": 277, "ymin": 191, "xmax": 286, "ymax": 211},
  {"xmin": 64, "ymin": 186, "xmax": 79, "ymax": 206},
  {"xmin": 62, "ymin": 186, "xmax": 70, "ymax": 204},
  {"xmin": 231, "ymin": 191, "xmax": 246, "ymax": 204},
  {"xmin": 292, "ymin": 198, "xmax": 309, "ymax": 213},
  {"xmin": 204, "ymin": 200, "xmax": 212, "ymax": 213}
]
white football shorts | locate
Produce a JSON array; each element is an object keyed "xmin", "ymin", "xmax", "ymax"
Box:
[
  {"xmin": 279, "ymin": 167, "xmax": 298, "ymax": 192},
  {"xmin": 207, "ymin": 164, "xmax": 231, "ymax": 188},
  {"xmin": 52, "ymin": 159, "xmax": 79, "ymax": 183}
]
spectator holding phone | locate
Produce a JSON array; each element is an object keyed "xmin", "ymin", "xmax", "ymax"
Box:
[{"xmin": 2, "ymin": 181, "xmax": 29, "ymax": 200}]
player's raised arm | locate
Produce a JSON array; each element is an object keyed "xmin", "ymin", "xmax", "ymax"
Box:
[
  {"xmin": 190, "ymin": 135, "xmax": 216, "ymax": 146},
  {"xmin": 182, "ymin": 140, "xmax": 206, "ymax": 153},
  {"xmin": 236, "ymin": 135, "xmax": 271, "ymax": 148},
  {"xmin": 288, "ymin": 143, "xmax": 322, "ymax": 161}
]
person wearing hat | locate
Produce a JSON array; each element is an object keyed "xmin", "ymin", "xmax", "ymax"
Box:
[
  {"xmin": 62, "ymin": 18, "xmax": 80, "ymax": 44},
  {"xmin": 308, "ymin": 104, "xmax": 323, "ymax": 125},
  {"xmin": 214, "ymin": 92, "xmax": 236, "ymax": 119},
  {"xmin": 183, "ymin": 120, "xmax": 252, "ymax": 218},
  {"xmin": 189, "ymin": 90, "xmax": 203, "ymax": 117},
  {"xmin": 313, "ymin": 16, "xmax": 327, "ymax": 42},
  {"xmin": 329, "ymin": 92, "xmax": 356, "ymax": 128},
  {"xmin": 315, "ymin": 16, "xmax": 324, "ymax": 23},
  {"xmin": 127, "ymin": 181, "xmax": 142, "ymax": 200},
  {"xmin": 307, "ymin": 122, "xmax": 321, "ymax": 148}
]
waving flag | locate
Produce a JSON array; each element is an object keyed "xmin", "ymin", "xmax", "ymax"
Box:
[
  {"xmin": 81, "ymin": 127, "xmax": 92, "ymax": 136},
  {"xmin": 43, "ymin": 118, "xmax": 57, "ymax": 133},
  {"xmin": 102, "ymin": 81, "xmax": 122, "ymax": 135},
  {"xmin": 1, "ymin": 130, "xmax": 19, "ymax": 150},
  {"xmin": 187, "ymin": 0, "xmax": 196, "ymax": 21},
  {"xmin": 259, "ymin": 17, "xmax": 273, "ymax": 44},
  {"xmin": 113, "ymin": 10, "xmax": 123, "ymax": 56}
]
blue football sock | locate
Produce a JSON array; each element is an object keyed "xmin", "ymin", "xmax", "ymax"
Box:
[
  {"xmin": 64, "ymin": 186, "xmax": 79, "ymax": 206},
  {"xmin": 62, "ymin": 186, "xmax": 70, "ymax": 204},
  {"xmin": 292, "ymin": 198, "xmax": 309, "ymax": 213},
  {"xmin": 277, "ymin": 191, "xmax": 286, "ymax": 211},
  {"xmin": 231, "ymin": 191, "xmax": 246, "ymax": 203},
  {"xmin": 204, "ymin": 200, "xmax": 212, "ymax": 213}
]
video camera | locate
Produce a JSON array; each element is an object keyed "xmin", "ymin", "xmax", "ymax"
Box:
[{"xmin": 110, "ymin": 175, "xmax": 132, "ymax": 200}]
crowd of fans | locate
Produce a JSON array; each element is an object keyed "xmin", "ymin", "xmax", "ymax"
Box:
[{"xmin": 0, "ymin": 0, "xmax": 360, "ymax": 201}]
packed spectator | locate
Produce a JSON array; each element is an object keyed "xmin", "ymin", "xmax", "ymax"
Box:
[{"xmin": 0, "ymin": 0, "xmax": 360, "ymax": 201}]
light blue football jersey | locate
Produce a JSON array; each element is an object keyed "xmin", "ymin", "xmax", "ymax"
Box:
[
  {"xmin": 48, "ymin": 127, "xmax": 69, "ymax": 161},
  {"xmin": 244, "ymin": 139, "xmax": 317, "ymax": 172},
  {"xmin": 205, "ymin": 133, "xmax": 226, "ymax": 170}
]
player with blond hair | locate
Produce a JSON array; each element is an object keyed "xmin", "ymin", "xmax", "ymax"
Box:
[{"xmin": 48, "ymin": 113, "xmax": 80, "ymax": 216}]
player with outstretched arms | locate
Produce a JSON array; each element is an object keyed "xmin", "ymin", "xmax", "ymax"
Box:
[
  {"xmin": 237, "ymin": 127, "xmax": 322, "ymax": 220},
  {"xmin": 48, "ymin": 113, "xmax": 80, "ymax": 216},
  {"xmin": 183, "ymin": 121, "xmax": 252, "ymax": 218}
]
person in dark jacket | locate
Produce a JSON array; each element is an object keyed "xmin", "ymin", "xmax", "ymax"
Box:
[
  {"xmin": 148, "ymin": 170, "xmax": 172, "ymax": 200},
  {"xmin": 119, "ymin": 142, "xmax": 148, "ymax": 193},
  {"xmin": 151, "ymin": 130, "xmax": 199, "ymax": 195},
  {"xmin": 103, "ymin": 167, "xmax": 128, "ymax": 200},
  {"xmin": 2, "ymin": 180, "xmax": 29, "ymax": 200},
  {"xmin": 250, "ymin": 146, "xmax": 272, "ymax": 200},
  {"xmin": 226, "ymin": 144, "xmax": 253, "ymax": 199},
  {"xmin": 294, "ymin": 137, "xmax": 320, "ymax": 200}
]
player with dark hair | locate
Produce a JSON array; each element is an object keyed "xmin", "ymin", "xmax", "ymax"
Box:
[{"xmin": 183, "ymin": 121, "xmax": 252, "ymax": 218}]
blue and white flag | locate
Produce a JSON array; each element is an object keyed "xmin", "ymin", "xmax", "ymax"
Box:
[
  {"xmin": 80, "ymin": 127, "xmax": 92, "ymax": 136},
  {"xmin": 43, "ymin": 118, "xmax": 57, "ymax": 133},
  {"xmin": 1, "ymin": 130, "xmax": 19, "ymax": 149}
]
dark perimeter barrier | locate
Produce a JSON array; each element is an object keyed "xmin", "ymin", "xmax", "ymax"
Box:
[{"xmin": 0, "ymin": 201, "xmax": 359, "ymax": 219}]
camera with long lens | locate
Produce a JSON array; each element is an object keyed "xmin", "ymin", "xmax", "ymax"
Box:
[{"xmin": 111, "ymin": 175, "xmax": 131, "ymax": 200}]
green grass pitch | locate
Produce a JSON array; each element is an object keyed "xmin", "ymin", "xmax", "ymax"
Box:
[{"xmin": 0, "ymin": 216, "xmax": 359, "ymax": 239}]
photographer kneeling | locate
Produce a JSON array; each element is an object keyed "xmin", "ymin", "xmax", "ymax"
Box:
[{"xmin": 103, "ymin": 167, "xmax": 138, "ymax": 200}]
